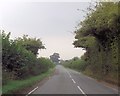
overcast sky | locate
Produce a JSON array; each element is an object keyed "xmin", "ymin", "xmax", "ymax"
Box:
[{"xmin": 1, "ymin": 2, "xmax": 91, "ymax": 60}]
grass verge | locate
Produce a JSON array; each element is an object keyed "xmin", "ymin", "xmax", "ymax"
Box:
[{"xmin": 2, "ymin": 68, "xmax": 55, "ymax": 94}]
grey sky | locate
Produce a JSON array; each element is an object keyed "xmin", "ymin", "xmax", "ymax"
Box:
[{"xmin": 1, "ymin": 2, "xmax": 90, "ymax": 60}]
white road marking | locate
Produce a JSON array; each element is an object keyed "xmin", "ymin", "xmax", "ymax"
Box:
[
  {"xmin": 72, "ymin": 79, "xmax": 76, "ymax": 84},
  {"xmin": 69, "ymin": 74, "xmax": 72, "ymax": 78},
  {"xmin": 26, "ymin": 86, "xmax": 38, "ymax": 96},
  {"xmin": 67, "ymin": 71, "xmax": 72, "ymax": 78},
  {"xmin": 77, "ymin": 86, "xmax": 87, "ymax": 96},
  {"xmin": 66, "ymin": 68, "xmax": 86, "ymax": 95}
]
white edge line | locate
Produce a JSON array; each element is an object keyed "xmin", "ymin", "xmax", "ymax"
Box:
[
  {"xmin": 77, "ymin": 86, "xmax": 87, "ymax": 96},
  {"xmin": 72, "ymin": 79, "xmax": 76, "ymax": 84},
  {"xmin": 26, "ymin": 86, "xmax": 38, "ymax": 96}
]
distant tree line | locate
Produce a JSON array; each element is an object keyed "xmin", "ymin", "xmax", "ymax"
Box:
[{"xmin": 2, "ymin": 31, "xmax": 55, "ymax": 85}]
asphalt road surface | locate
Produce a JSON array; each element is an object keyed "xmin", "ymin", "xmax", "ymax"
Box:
[{"xmin": 32, "ymin": 65, "xmax": 118, "ymax": 95}]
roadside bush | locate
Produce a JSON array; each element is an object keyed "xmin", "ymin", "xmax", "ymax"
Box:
[
  {"xmin": 63, "ymin": 57, "xmax": 87, "ymax": 72},
  {"xmin": 2, "ymin": 31, "xmax": 55, "ymax": 85},
  {"xmin": 36, "ymin": 58, "xmax": 55, "ymax": 74}
]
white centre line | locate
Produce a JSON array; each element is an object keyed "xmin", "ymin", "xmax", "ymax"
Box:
[
  {"xmin": 69, "ymin": 74, "xmax": 72, "ymax": 78},
  {"xmin": 66, "ymin": 68, "xmax": 87, "ymax": 95},
  {"xmin": 77, "ymin": 86, "xmax": 87, "ymax": 96},
  {"xmin": 72, "ymin": 79, "xmax": 76, "ymax": 84},
  {"xmin": 66, "ymin": 71, "xmax": 72, "ymax": 78},
  {"xmin": 26, "ymin": 86, "xmax": 38, "ymax": 96}
]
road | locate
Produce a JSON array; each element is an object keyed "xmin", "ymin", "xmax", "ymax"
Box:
[{"xmin": 31, "ymin": 65, "xmax": 118, "ymax": 95}]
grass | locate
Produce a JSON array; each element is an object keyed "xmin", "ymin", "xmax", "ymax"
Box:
[{"xmin": 2, "ymin": 68, "xmax": 55, "ymax": 94}]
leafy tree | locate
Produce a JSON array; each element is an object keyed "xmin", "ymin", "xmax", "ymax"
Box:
[
  {"xmin": 2, "ymin": 31, "xmax": 55, "ymax": 85},
  {"xmin": 73, "ymin": 2, "xmax": 119, "ymax": 84},
  {"xmin": 50, "ymin": 53, "xmax": 60, "ymax": 64},
  {"xmin": 74, "ymin": 2, "xmax": 119, "ymax": 50},
  {"xmin": 14, "ymin": 35, "xmax": 45, "ymax": 56},
  {"xmin": 2, "ymin": 31, "xmax": 36, "ymax": 79}
]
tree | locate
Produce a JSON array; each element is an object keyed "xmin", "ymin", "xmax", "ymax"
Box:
[
  {"xmin": 2, "ymin": 31, "xmax": 55, "ymax": 83},
  {"xmin": 73, "ymin": 2, "xmax": 119, "ymax": 84},
  {"xmin": 2, "ymin": 32, "xmax": 36, "ymax": 75},
  {"xmin": 50, "ymin": 53, "xmax": 60, "ymax": 64},
  {"xmin": 14, "ymin": 35, "xmax": 45, "ymax": 56},
  {"xmin": 74, "ymin": 2, "xmax": 119, "ymax": 51}
]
